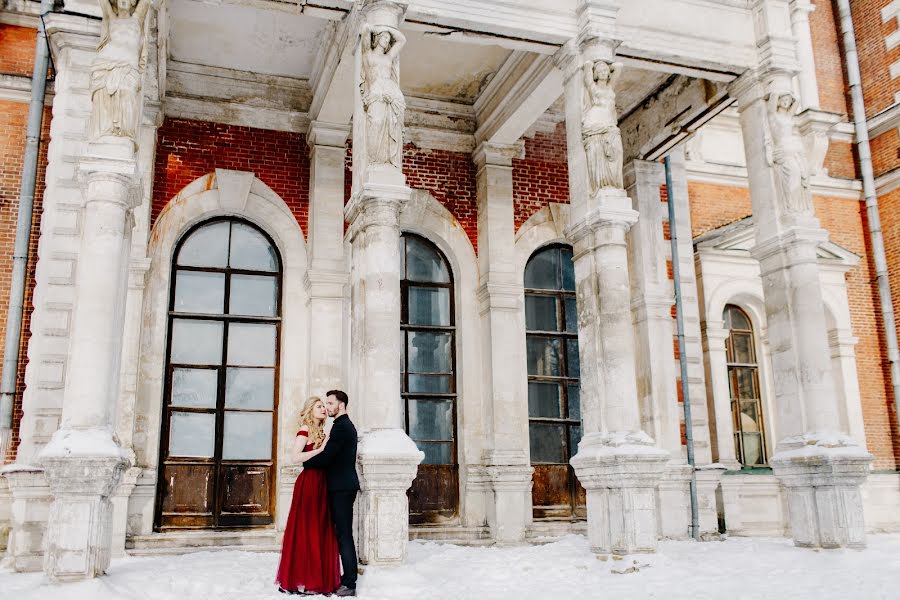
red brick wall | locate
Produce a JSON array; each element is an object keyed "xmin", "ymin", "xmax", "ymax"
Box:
[
  {"xmin": 850, "ymin": 0, "xmax": 900, "ymax": 118},
  {"xmin": 870, "ymin": 129, "xmax": 900, "ymax": 177},
  {"xmin": 152, "ymin": 119, "xmax": 309, "ymax": 231},
  {"xmin": 810, "ymin": 0, "xmax": 850, "ymax": 116},
  {"xmin": 687, "ymin": 182, "xmax": 753, "ymax": 238},
  {"xmin": 0, "ymin": 24, "xmax": 36, "ymax": 77},
  {"xmin": 824, "ymin": 140, "xmax": 857, "ymax": 180},
  {"xmin": 402, "ymin": 145, "xmax": 478, "ymax": 251},
  {"xmin": 513, "ymin": 122, "xmax": 569, "ymax": 231},
  {"xmin": 0, "ymin": 99, "xmax": 48, "ymax": 463}
]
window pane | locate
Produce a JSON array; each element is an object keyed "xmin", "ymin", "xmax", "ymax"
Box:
[
  {"xmin": 739, "ymin": 401, "xmax": 762, "ymax": 432},
  {"xmin": 560, "ymin": 247, "xmax": 575, "ymax": 291},
  {"xmin": 734, "ymin": 367, "xmax": 757, "ymax": 399},
  {"xmin": 567, "ymin": 384, "xmax": 581, "ymax": 420},
  {"xmin": 171, "ymin": 319, "xmax": 223, "ymax": 365},
  {"xmin": 741, "ymin": 432, "xmax": 764, "ymax": 466},
  {"xmin": 408, "ymin": 399, "xmax": 454, "ymax": 441},
  {"xmin": 169, "ymin": 412, "xmax": 215, "ymax": 457},
  {"xmin": 525, "ymin": 294, "xmax": 558, "ymax": 332},
  {"xmin": 225, "ymin": 368, "xmax": 275, "ymax": 410},
  {"xmin": 229, "ymin": 274, "xmax": 277, "ymax": 317},
  {"xmin": 528, "ymin": 382, "xmax": 561, "ymax": 418},
  {"xmin": 726, "ymin": 306, "xmax": 751, "ymax": 331},
  {"xmin": 527, "ymin": 336, "xmax": 561, "ymax": 377},
  {"xmin": 229, "ymin": 223, "xmax": 278, "ymax": 272},
  {"xmin": 174, "ymin": 271, "xmax": 225, "ymax": 314},
  {"xmin": 731, "ymin": 333, "xmax": 755, "ymax": 364},
  {"xmin": 417, "ymin": 442, "xmax": 452, "ymax": 465},
  {"xmin": 566, "ymin": 339, "xmax": 580, "ymax": 378},
  {"xmin": 408, "ymin": 374, "xmax": 452, "ymax": 394},
  {"xmin": 564, "ymin": 296, "xmax": 578, "ymax": 333},
  {"xmin": 569, "ymin": 425, "xmax": 583, "ymax": 459},
  {"xmin": 525, "ymin": 248, "xmax": 559, "ymax": 290},
  {"xmin": 529, "ymin": 423, "xmax": 566, "ymax": 464},
  {"xmin": 222, "ymin": 411, "xmax": 273, "ymax": 460},
  {"xmin": 408, "ymin": 286, "xmax": 451, "ymax": 326},
  {"xmin": 405, "ymin": 236, "xmax": 449, "ymax": 283},
  {"xmin": 171, "ymin": 368, "xmax": 218, "ymax": 408},
  {"xmin": 408, "ymin": 332, "xmax": 452, "ymax": 373},
  {"xmin": 227, "ymin": 323, "xmax": 277, "ymax": 367},
  {"xmin": 177, "ymin": 221, "xmax": 229, "ymax": 268}
]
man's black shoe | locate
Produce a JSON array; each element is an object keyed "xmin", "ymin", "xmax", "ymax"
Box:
[{"xmin": 335, "ymin": 585, "xmax": 357, "ymax": 597}]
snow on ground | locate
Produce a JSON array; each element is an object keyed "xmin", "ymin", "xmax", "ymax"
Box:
[{"xmin": 3, "ymin": 534, "xmax": 900, "ymax": 600}]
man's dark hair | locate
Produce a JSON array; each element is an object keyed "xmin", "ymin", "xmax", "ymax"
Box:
[{"xmin": 326, "ymin": 389, "xmax": 349, "ymax": 408}]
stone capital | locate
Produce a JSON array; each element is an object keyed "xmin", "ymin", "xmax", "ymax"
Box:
[
  {"xmin": 623, "ymin": 159, "xmax": 665, "ymax": 189},
  {"xmin": 41, "ymin": 454, "xmax": 127, "ymax": 498},
  {"xmin": 303, "ymin": 268, "xmax": 350, "ymax": 299},
  {"xmin": 344, "ymin": 182, "xmax": 410, "ymax": 232},
  {"xmin": 472, "ymin": 140, "xmax": 525, "ymax": 170},
  {"xmin": 307, "ymin": 120, "xmax": 351, "ymax": 149},
  {"xmin": 565, "ymin": 204, "xmax": 639, "ymax": 246},
  {"xmin": 750, "ymin": 224, "xmax": 827, "ymax": 268},
  {"xmin": 575, "ymin": 0, "xmax": 621, "ymax": 58},
  {"xmin": 476, "ymin": 281, "xmax": 522, "ymax": 314},
  {"xmin": 360, "ymin": 0, "xmax": 408, "ymax": 27}
]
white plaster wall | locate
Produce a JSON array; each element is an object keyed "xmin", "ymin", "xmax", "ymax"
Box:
[{"xmin": 128, "ymin": 171, "xmax": 309, "ymax": 537}]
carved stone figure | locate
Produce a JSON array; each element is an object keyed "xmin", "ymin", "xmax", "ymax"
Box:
[
  {"xmin": 582, "ymin": 60, "xmax": 623, "ymax": 193},
  {"xmin": 360, "ymin": 23, "xmax": 407, "ymax": 169},
  {"xmin": 765, "ymin": 90, "xmax": 813, "ymax": 215},
  {"xmin": 88, "ymin": 0, "xmax": 151, "ymax": 143}
]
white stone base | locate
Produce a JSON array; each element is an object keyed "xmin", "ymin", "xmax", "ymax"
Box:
[
  {"xmin": 484, "ymin": 451, "xmax": 533, "ymax": 544},
  {"xmin": 570, "ymin": 433, "xmax": 669, "ymax": 554},
  {"xmin": 0, "ymin": 466, "xmax": 51, "ymax": 572},
  {"xmin": 771, "ymin": 442, "xmax": 872, "ymax": 549},
  {"xmin": 657, "ymin": 463, "xmax": 726, "ymax": 540},
  {"xmin": 0, "ymin": 473, "xmax": 9, "ymax": 552},
  {"xmin": 41, "ymin": 454, "xmax": 127, "ymax": 581},
  {"xmin": 862, "ymin": 472, "xmax": 900, "ymax": 533},
  {"xmin": 355, "ymin": 429, "xmax": 424, "ymax": 566}
]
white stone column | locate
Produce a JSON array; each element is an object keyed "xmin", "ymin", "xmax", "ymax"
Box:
[
  {"xmin": 306, "ymin": 121, "xmax": 351, "ymax": 395},
  {"xmin": 473, "ymin": 141, "xmax": 533, "ymax": 543},
  {"xmin": 732, "ymin": 63, "xmax": 871, "ymax": 548},
  {"xmin": 789, "ymin": 0, "xmax": 819, "ymax": 111},
  {"xmin": 623, "ymin": 160, "xmax": 680, "ymax": 457},
  {"xmin": 348, "ymin": 0, "xmax": 423, "ymax": 567},
  {"xmin": 701, "ymin": 320, "xmax": 741, "ymax": 470},
  {"xmin": 561, "ymin": 38, "xmax": 668, "ymax": 555}
]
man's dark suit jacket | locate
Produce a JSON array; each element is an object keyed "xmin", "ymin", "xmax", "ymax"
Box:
[{"xmin": 302, "ymin": 414, "xmax": 360, "ymax": 491}]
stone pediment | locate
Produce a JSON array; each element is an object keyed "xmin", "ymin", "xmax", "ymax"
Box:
[{"xmin": 694, "ymin": 217, "xmax": 860, "ymax": 268}]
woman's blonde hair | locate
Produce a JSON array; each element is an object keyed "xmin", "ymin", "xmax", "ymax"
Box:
[{"xmin": 299, "ymin": 396, "xmax": 327, "ymax": 448}]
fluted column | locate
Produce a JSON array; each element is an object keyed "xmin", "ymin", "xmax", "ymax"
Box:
[
  {"xmin": 348, "ymin": 0, "xmax": 423, "ymax": 567},
  {"xmin": 733, "ymin": 1, "xmax": 871, "ymax": 548},
  {"xmin": 560, "ymin": 25, "xmax": 668, "ymax": 555},
  {"xmin": 473, "ymin": 141, "xmax": 533, "ymax": 543}
]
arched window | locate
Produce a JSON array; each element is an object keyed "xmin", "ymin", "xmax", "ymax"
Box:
[
  {"xmin": 724, "ymin": 305, "xmax": 767, "ymax": 467},
  {"xmin": 400, "ymin": 233, "xmax": 458, "ymax": 524},
  {"xmin": 156, "ymin": 218, "xmax": 282, "ymax": 530},
  {"xmin": 525, "ymin": 244, "xmax": 585, "ymax": 519}
]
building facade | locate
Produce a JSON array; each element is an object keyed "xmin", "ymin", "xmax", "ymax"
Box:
[{"xmin": 0, "ymin": 0, "xmax": 898, "ymax": 582}]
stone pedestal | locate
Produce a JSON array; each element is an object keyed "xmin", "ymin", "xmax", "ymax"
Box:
[
  {"xmin": 41, "ymin": 450, "xmax": 126, "ymax": 580},
  {"xmin": 483, "ymin": 451, "xmax": 533, "ymax": 544},
  {"xmin": 1, "ymin": 467, "xmax": 51, "ymax": 572},
  {"xmin": 355, "ymin": 430, "xmax": 422, "ymax": 565}
]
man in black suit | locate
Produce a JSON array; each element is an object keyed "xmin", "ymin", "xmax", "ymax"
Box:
[{"xmin": 301, "ymin": 389, "xmax": 359, "ymax": 597}]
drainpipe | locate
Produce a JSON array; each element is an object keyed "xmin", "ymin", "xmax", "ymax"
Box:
[
  {"xmin": 664, "ymin": 155, "xmax": 700, "ymax": 540},
  {"xmin": 0, "ymin": 0, "xmax": 54, "ymax": 462},
  {"xmin": 834, "ymin": 0, "xmax": 900, "ymax": 433}
]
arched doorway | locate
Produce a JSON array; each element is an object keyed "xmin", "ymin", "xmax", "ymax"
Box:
[
  {"xmin": 400, "ymin": 233, "xmax": 459, "ymax": 524},
  {"xmin": 155, "ymin": 217, "xmax": 282, "ymax": 529},
  {"xmin": 524, "ymin": 244, "xmax": 586, "ymax": 519}
]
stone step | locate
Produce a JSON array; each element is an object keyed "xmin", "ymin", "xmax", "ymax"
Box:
[
  {"xmin": 409, "ymin": 525, "xmax": 493, "ymax": 546},
  {"xmin": 526, "ymin": 520, "xmax": 588, "ymax": 543},
  {"xmin": 127, "ymin": 529, "xmax": 279, "ymax": 556}
]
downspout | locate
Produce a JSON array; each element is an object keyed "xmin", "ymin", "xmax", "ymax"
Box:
[
  {"xmin": 0, "ymin": 0, "xmax": 55, "ymax": 462},
  {"xmin": 835, "ymin": 0, "xmax": 900, "ymax": 433},
  {"xmin": 664, "ymin": 155, "xmax": 700, "ymax": 540}
]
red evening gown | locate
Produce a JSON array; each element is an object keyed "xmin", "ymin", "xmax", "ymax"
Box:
[{"xmin": 276, "ymin": 436, "xmax": 341, "ymax": 594}]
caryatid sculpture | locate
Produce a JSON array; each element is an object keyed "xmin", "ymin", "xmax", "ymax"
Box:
[
  {"xmin": 582, "ymin": 59, "xmax": 624, "ymax": 194},
  {"xmin": 765, "ymin": 89, "xmax": 813, "ymax": 216},
  {"xmin": 360, "ymin": 23, "xmax": 407, "ymax": 169},
  {"xmin": 88, "ymin": 0, "xmax": 151, "ymax": 144}
]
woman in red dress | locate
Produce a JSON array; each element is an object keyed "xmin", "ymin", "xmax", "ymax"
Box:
[{"xmin": 276, "ymin": 397, "xmax": 341, "ymax": 595}]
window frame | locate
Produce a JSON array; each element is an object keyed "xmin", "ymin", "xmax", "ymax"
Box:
[{"xmin": 724, "ymin": 304, "xmax": 768, "ymax": 469}]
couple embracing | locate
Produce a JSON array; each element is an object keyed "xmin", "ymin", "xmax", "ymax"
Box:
[{"xmin": 276, "ymin": 390, "xmax": 359, "ymax": 597}]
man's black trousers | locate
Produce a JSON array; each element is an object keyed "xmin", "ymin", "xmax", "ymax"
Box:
[{"xmin": 329, "ymin": 490, "xmax": 358, "ymax": 589}]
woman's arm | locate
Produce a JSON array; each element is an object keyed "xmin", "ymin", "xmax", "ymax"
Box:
[
  {"xmin": 291, "ymin": 427, "xmax": 326, "ymax": 464},
  {"xmin": 387, "ymin": 28, "xmax": 406, "ymax": 59}
]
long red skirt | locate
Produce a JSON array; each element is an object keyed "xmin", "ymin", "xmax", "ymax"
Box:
[{"xmin": 276, "ymin": 465, "xmax": 341, "ymax": 594}]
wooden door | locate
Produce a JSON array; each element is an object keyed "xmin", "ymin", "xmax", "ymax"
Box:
[{"xmin": 155, "ymin": 219, "xmax": 282, "ymax": 530}]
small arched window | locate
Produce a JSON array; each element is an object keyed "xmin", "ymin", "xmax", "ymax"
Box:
[{"xmin": 724, "ymin": 305, "xmax": 767, "ymax": 467}]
